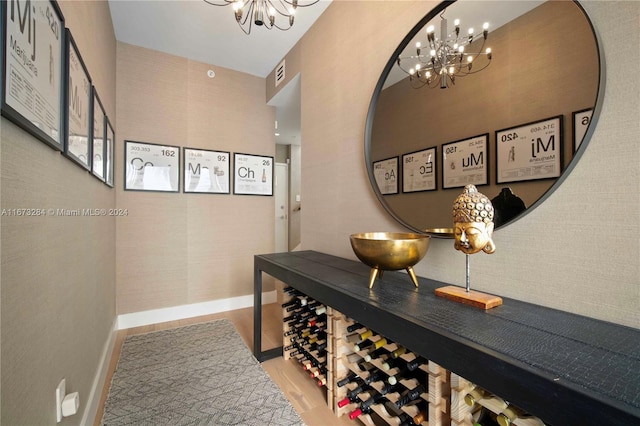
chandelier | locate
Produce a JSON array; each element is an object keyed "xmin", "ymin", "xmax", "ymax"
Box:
[
  {"xmin": 204, "ymin": 0, "xmax": 319, "ymax": 35},
  {"xmin": 396, "ymin": 12, "xmax": 493, "ymax": 89}
]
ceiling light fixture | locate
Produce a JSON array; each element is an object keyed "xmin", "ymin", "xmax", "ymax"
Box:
[
  {"xmin": 204, "ymin": 0, "xmax": 320, "ymax": 35},
  {"xmin": 396, "ymin": 12, "xmax": 493, "ymax": 89}
]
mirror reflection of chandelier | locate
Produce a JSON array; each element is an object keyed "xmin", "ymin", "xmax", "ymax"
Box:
[
  {"xmin": 204, "ymin": 0, "xmax": 319, "ymax": 35},
  {"xmin": 397, "ymin": 12, "xmax": 493, "ymax": 89}
]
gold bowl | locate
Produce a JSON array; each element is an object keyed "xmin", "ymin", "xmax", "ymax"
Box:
[{"xmin": 349, "ymin": 232, "xmax": 430, "ymax": 288}]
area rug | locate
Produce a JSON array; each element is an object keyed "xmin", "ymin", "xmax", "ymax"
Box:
[{"xmin": 101, "ymin": 319, "xmax": 304, "ymax": 425}]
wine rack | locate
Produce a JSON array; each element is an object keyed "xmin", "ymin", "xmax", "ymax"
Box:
[
  {"xmin": 281, "ymin": 286, "xmax": 332, "ymax": 407},
  {"xmin": 332, "ymin": 314, "xmax": 446, "ymax": 426},
  {"xmin": 280, "ymin": 287, "xmax": 544, "ymax": 426},
  {"xmin": 450, "ymin": 373, "xmax": 545, "ymax": 426}
]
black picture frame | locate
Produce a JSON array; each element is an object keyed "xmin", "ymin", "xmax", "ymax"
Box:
[
  {"xmin": 373, "ymin": 156, "xmax": 399, "ymax": 195},
  {"xmin": 64, "ymin": 29, "xmax": 92, "ymax": 170},
  {"xmin": 572, "ymin": 108, "xmax": 593, "ymax": 152},
  {"xmin": 233, "ymin": 152, "xmax": 273, "ymax": 196},
  {"xmin": 124, "ymin": 140, "xmax": 180, "ymax": 192},
  {"xmin": 1, "ymin": 0, "xmax": 65, "ymax": 151},
  {"xmin": 105, "ymin": 118, "xmax": 114, "ymax": 188},
  {"xmin": 183, "ymin": 148, "xmax": 231, "ymax": 194},
  {"xmin": 91, "ymin": 87, "xmax": 106, "ymax": 182},
  {"xmin": 496, "ymin": 115, "xmax": 563, "ymax": 184},
  {"xmin": 402, "ymin": 147, "xmax": 437, "ymax": 193},
  {"xmin": 442, "ymin": 133, "xmax": 489, "ymax": 189}
]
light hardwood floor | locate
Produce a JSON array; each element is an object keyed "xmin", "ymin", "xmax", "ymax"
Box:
[{"xmin": 95, "ymin": 304, "xmax": 352, "ymax": 426}]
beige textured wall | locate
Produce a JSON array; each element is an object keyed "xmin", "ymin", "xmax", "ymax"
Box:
[
  {"xmin": 116, "ymin": 43, "xmax": 276, "ymax": 314},
  {"xmin": 1, "ymin": 1, "xmax": 116, "ymax": 424},
  {"xmin": 297, "ymin": 0, "xmax": 639, "ymax": 328}
]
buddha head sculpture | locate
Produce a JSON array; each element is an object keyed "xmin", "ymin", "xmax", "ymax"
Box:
[{"xmin": 452, "ymin": 184, "xmax": 496, "ymax": 255}]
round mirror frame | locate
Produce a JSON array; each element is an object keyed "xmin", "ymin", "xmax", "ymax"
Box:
[{"xmin": 364, "ymin": 0, "xmax": 606, "ymax": 237}]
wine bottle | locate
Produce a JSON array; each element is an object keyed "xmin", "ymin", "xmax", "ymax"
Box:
[
  {"xmin": 385, "ymin": 355, "xmax": 426, "ymax": 376},
  {"xmin": 309, "ymin": 366, "xmax": 327, "ymax": 378},
  {"xmin": 380, "ymin": 356, "xmax": 403, "ymax": 371},
  {"xmin": 337, "ymin": 382, "xmax": 371, "ymax": 408},
  {"xmin": 390, "ymin": 345, "xmax": 407, "ymax": 358},
  {"xmin": 387, "ymin": 363, "xmax": 428, "ymax": 386},
  {"xmin": 362, "ymin": 368, "xmax": 386, "ymax": 385},
  {"xmin": 474, "ymin": 407, "xmax": 501, "ymax": 426},
  {"xmin": 357, "ymin": 382, "xmax": 401, "ymax": 409},
  {"xmin": 393, "ymin": 384, "xmax": 426, "ymax": 408},
  {"xmin": 285, "ymin": 300, "xmax": 308, "ymax": 312},
  {"xmin": 308, "ymin": 340, "xmax": 327, "ymax": 352},
  {"xmin": 313, "ymin": 305, "xmax": 327, "ymax": 315},
  {"xmin": 337, "ymin": 372, "xmax": 360, "ymax": 387},
  {"xmin": 355, "ymin": 361, "xmax": 377, "ymax": 372},
  {"xmin": 348, "ymin": 387, "xmax": 396, "ymax": 420},
  {"xmin": 346, "ymin": 322, "xmax": 365, "ymax": 333},
  {"xmin": 283, "ymin": 343, "xmax": 297, "ymax": 352},
  {"xmin": 337, "ymin": 393, "xmax": 363, "ymax": 408},
  {"xmin": 496, "ymin": 405, "xmax": 543, "ymax": 426},
  {"xmin": 306, "ymin": 300, "xmax": 322, "ymax": 310},
  {"xmin": 348, "ymin": 401, "xmax": 375, "ymax": 420},
  {"xmin": 413, "ymin": 408, "xmax": 428, "ymax": 425},
  {"xmin": 398, "ymin": 412, "xmax": 418, "ymax": 426},
  {"xmin": 354, "ymin": 336, "xmax": 388, "ymax": 352},
  {"xmin": 359, "ymin": 389, "xmax": 390, "ymax": 411},
  {"xmin": 307, "ymin": 315, "xmax": 327, "ymax": 327},
  {"xmin": 282, "ymin": 286, "xmax": 303, "ymax": 296},
  {"xmin": 344, "ymin": 329, "xmax": 373, "ymax": 344},
  {"xmin": 363, "ymin": 346, "xmax": 391, "ymax": 362}
]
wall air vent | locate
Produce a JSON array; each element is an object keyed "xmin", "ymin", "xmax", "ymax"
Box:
[{"xmin": 275, "ymin": 60, "xmax": 285, "ymax": 87}]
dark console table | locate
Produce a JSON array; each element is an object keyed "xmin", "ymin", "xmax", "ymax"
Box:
[{"xmin": 253, "ymin": 250, "xmax": 640, "ymax": 425}]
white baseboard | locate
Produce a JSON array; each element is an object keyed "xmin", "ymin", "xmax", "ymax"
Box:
[
  {"xmin": 81, "ymin": 317, "xmax": 118, "ymax": 426},
  {"xmin": 116, "ymin": 291, "xmax": 277, "ymax": 330}
]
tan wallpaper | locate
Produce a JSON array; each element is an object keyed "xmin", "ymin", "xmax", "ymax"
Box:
[
  {"xmin": 115, "ymin": 43, "xmax": 276, "ymax": 314},
  {"xmin": 296, "ymin": 0, "xmax": 639, "ymax": 328},
  {"xmin": 1, "ymin": 1, "xmax": 117, "ymax": 424}
]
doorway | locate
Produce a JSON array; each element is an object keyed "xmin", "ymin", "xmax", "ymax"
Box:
[{"xmin": 275, "ymin": 163, "xmax": 289, "ymax": 252}]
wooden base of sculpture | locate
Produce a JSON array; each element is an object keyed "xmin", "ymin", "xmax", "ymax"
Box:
[{"xmin": 435, "ymin": 285, "xmax": 503, "ymax": 310}]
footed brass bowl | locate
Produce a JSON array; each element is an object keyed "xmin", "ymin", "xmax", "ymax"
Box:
[{"xmin": 349, "ymin": 232, "xmax": 430, "ymax": 288}]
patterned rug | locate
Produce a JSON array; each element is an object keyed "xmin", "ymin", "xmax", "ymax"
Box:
[{"xmin": 101, "ymin": 319, "xmax": 303, "ymax": 425}]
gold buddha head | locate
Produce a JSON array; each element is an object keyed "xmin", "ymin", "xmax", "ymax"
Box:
[{"xmin": 452, "ymin": 184, "xmax": 496, "ymax": 255}]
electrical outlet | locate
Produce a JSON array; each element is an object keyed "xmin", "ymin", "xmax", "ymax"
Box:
[{"xmin": 55, "ymin": 379, "xmax": 66, "ymax": 423}]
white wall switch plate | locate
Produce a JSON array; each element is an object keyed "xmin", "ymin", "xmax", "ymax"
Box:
[{"xmin": 55, "ymin": 378, "xmax": 66, "ymax": 423}]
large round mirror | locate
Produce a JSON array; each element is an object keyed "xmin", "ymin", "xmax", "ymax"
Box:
[{"xmin": 365, "ymin": 0, "xmax": 604, "ymax": 236}]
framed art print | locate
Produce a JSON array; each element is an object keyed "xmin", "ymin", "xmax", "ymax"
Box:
[
  {"xmin": 91, "ymin": 87, "xmax": 106, "ymax": 181},
  {"xmin": 1, "ymin": 0, "xmax": 65, "ymax": 150},
  {"xmin": 184, "ymin": 148, "xmax": 230, "ymax": 194},
  {"xmin": 125, "ymin": 140, "xmax": 180, "ymax": 192},
  {"xmin": 64, "ymin": 29, "xmax": 91, "ymax": 170},
  {"xmin": 573, "ymin": 108, "xmax": 593, "ymax": 152},
  {"xmin": 105, "ymin": 118, "xmax": 114, "ymax": 187},
  {"xmin": 233, "ymin": 153, "xmax": 273, "ymax": 196},
  {"xmin": 496, "ymin": 115, "xmax": 563, "ymax": 184},
  {"xmin": 442, "ymin": 134, "xmax": 488, "ymax": 189},
  {"xmin": 373, "ymin": 156, "xmax": 399, "ymax": 195},
  {"xmin": 402, "ymin": 147, "xmax": 437, "ymax": 193}
]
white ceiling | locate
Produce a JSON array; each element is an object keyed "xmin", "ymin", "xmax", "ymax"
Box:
[
  {"xmin": 108, "ymin": 0, "xmax": 332, "ymax": 78},
  {"xmin": 108, "ymin": 0, "xmax": 331, "ymax": 146}
]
